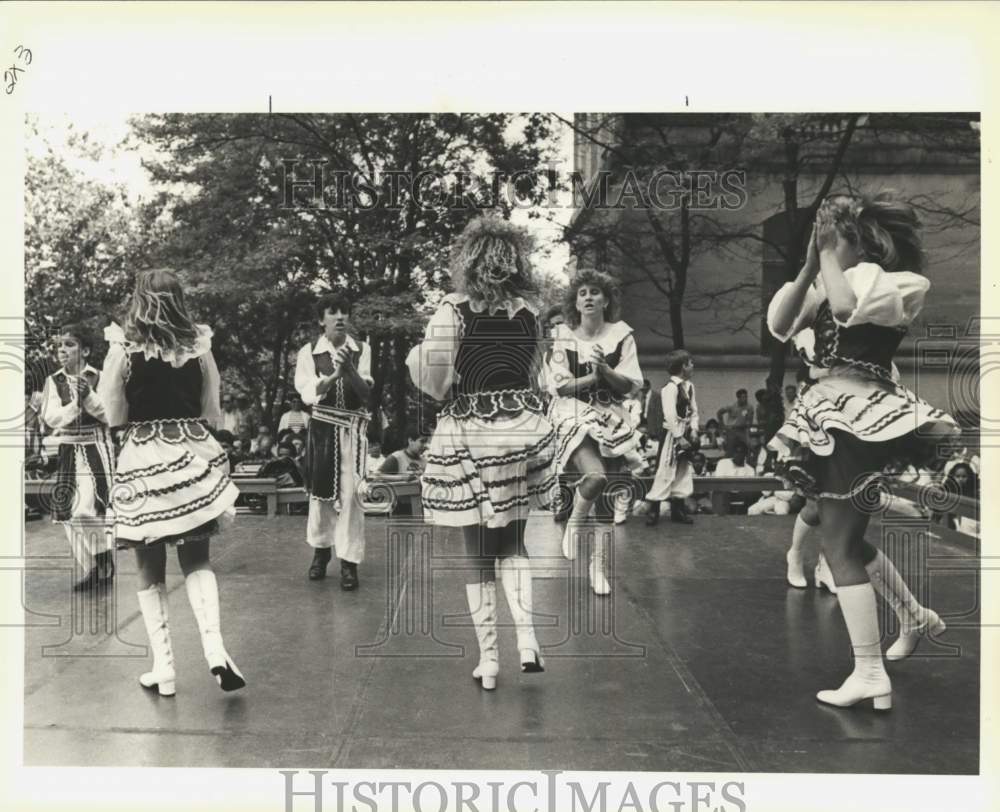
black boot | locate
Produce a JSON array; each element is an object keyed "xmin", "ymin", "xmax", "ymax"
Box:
[
  {"xmin": 644, "ymin": 500, "xmax": 660, "ymax": 526},
  {"xmin": 72, "ymin": 568, "xmax": 99, "ymax": 592},
  {"xmin": 95, "ymin": 550, "xmax": 115, "ymax": 583},
  {"xmin": 670, "ymin": 498, "xmax": 694, "ymax": 525},
  {"xmin": 340, "ymin": 560, "xmax": 359, "ymax": 591},
  {"xmin": 308, "ymin": 548, "xmax": 332, "ymax": 580}
]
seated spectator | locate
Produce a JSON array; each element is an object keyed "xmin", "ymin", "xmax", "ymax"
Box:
[
  {"xmin": 230, "ymin": 437, "xmax": 247, "ymax": 465},
  {"xmin": 713, "ymin": 441, "xmax": 757, "ymax": 514},
  {"xmin": 379, "ymin": 426, "xmax": 428, "ymax": 476},
  {"xmin": 748, "ymin": 447, "xmax": 797, "ymax": 516},
  {"xmin": 278, "ymin": 395, "xmax": 310, "ymax": 434},
  {"xmin": 365, "ymin": 439, "xmax": 385, "ymax": 477},
  {"xmin": 698, "ymin": 418, "xmax": 722, "ymax": 450},
  {"xmin": 215, "ymin": 429, "xmax": 236, "ymax": 464},
  {"xmin": 250, "ymin": 425, "xmax": 273, "ymax": 455},
  {"xmin": 940, "ymin": 462, "xmax": 979, "ymax": 537},
  {"xmin": 260, "ymin": 442, "xmax": 304, "ymax": 487},
  {"xmin": 249, "ymin": 434, "xmax": 276, "ymax": 461},
  {"xmin": 747, "ymin": 427, "xmax": 767, "ymax": 471},
  {"xmin": 685, "ymin": 452, "xmax": 713, "ymax": 515},
  {"xmin": 943, "ymin": 443, "xmax": 980, "ymax": 478},
  {"xmin": 715, "ymin": 442, "xmax": 755, "ymax": 478}
]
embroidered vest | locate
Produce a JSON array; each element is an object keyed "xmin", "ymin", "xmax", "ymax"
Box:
[
  {"xmin": 562, "ymin": 332, "xmax": 627, "ymax": 406},
  {"xmin": 313, "ymin": 338, "xmax": 365, "ymax": 412},
  {"xmin": 52, "ymin": 369, "xmax": 104, "ymax": 429},
  {"xmin": 675, "ymin": 381, "xmax": 692, "ymax": 420},
  {"xmin": 812, "ymin": 301, "xmax": 906, "ymax": 380}
]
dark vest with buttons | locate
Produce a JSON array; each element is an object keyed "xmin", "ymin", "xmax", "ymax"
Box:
[
  {"xmin": 312, "ymin": 338, "xmax": 365, "ymax": 412},
  {"xmin": 124, "ymin": 353, "xmax": 203, "ymax": 421},
  {"xmin": 810, "ymin": 301, "xmax": 906, "ymax": 380},
  {"xmin": 51, "ymin": 369, "xmax": 104, "ymax": 430},
  {"xmin": 452, "ymin": 301, "xmax": 538, "ymax": 396}
]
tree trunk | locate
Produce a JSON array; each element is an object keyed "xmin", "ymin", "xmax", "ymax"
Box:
[
  {"xmin": 669, "ymin": 294, "xmax": 685, "ymax": 349},
  {"xmin": 766, "ymin": 132, "xmax": 801, "ymax": 392}
]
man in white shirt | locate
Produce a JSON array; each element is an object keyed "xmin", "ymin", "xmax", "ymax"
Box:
[
  {"xmin": 277, "ymin": 394, "xmax": 310, "ymax": 435},
  {"xmin": 714, "ymin": 442, "xmax": 756, "ymax": 478},
  {"xmin": 713, "ymin": 442, "xmax": 758, "ymax": 514},
  {"xmin": 644, "ymin": 351, "xmax": 699, "ymax": 525},
  {"xmin": 294, "ymin": 294, "xmax": 373, "ymax": 590}
]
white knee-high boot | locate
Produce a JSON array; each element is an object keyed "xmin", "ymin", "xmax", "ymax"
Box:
[
  {"xmin": 589, "ymin": 527, "xmax": 611, "ymax": 596},
  {"xmin": 498, "ymin": 556, "xmax": 544, "ymax": 673},
  {"xmin": 561, "ymin": 489, "xmax": 596, "ymax": 561},
  {"xmin": 866, "ymin": 550, "xmax": 946, "ymax": 661},
  {"xmin": 816, "ymin": 583, "xmax": 892, "ymax": 710},
  {"xmin": 184, "ymin": 569, "xmax": 245, "ymax": 692},
  {"xmin": 136, "ymin": 583, "xmax": 176, "ymax": 697},
  {"xmin": 786, "ymin": 514, "xmax": 810, "ymax": 588},
  {"xmin": 465, "ymin": 581, "xmax": 499, "ymax": 690}
]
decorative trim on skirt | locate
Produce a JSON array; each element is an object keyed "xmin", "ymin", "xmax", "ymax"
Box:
[
  {"xmin": 421, "ymin": 408, "xmax": 556, "ymax": 528},
  {"xmin": 112, "ymin": 419, "xmax": 238, "ymax": 544},
  {"xmin": 547, "ymin": 395, "xmax": 641, "ymax": 475},
  {"xmin": 768, "ymin": 376, "xmax": 958, "ymax": 501}
]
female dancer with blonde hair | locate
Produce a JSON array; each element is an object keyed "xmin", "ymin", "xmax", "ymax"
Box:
[
  {"xmin": 100, "ymin": 269, "xmax": 244, "ymax": 697},
  {"xmin": 769, "ymin": 192, "xmax": 955, "ymax": 710},
  {"xmin": 407, "ymin": 215, "xmax": 555, "ymax": 690}
]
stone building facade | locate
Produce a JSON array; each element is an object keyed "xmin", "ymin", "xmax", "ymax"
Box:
[{"xmin": 566, "ymin": 113, "xmax": 980, "ymax": 423}]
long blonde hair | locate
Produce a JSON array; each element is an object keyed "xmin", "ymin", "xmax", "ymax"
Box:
[
  {"xmin": 449, "ymin": 214, "xmax": 538, "ymax": 309},
  {"xmin": 824, "ymin": 191, "xmax": 924, "ymax": 273},
  {"xmin": 124, "ymin": 268, "xmax": 200, "ymax": 352}
]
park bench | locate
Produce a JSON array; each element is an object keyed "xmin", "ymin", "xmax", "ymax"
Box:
[{"xmin": 23, "ymin": 475, "xmax": 977, "ymax": 521}]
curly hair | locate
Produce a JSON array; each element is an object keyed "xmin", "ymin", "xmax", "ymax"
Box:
[
  {"xmin": 57, "ymin": 322, "xmax": 95, "ymax": 353},
  {"xmin": 562, "ymin": 268, "xmax": 622, "ymax": 327},
  {"xmin": 823, "ymin": 191, "xmax": 924, "ymax": 273},
  {"xmin": 124, "ymin": 268, "xmax": 200, "ymax": 353},
  {"xmin": 449, "ymin": 214, "xmax": 538, "ymax": 309}
]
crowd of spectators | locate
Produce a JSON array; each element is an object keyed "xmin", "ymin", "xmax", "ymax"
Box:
[{"xmin": 24, "ymin": 373, "xmax": 981, "ymax": 533}]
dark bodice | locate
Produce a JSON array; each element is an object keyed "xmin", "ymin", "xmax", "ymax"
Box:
[
  {"xmin": 809, "ymin": 301, "xmax": 907, "ymax": 379},
  {"xmin": 452, "ymin": 301, "xmax": 539, "ymax": 396},
  {"xmin": 312, "ymin": 340, "xmax": 365, "ymax": 412},
  {"xmin": 562, "ymin": 331, "xmax": 627, "ymax": 406},
  {"xmin": 125, "ymin": 353, "xmax": 203, "ymax": 421}
]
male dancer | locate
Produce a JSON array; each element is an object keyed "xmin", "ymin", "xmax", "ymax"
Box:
[{"xmin": 294, "ymin": 294, "xmax": 373, "ymax": 589}]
